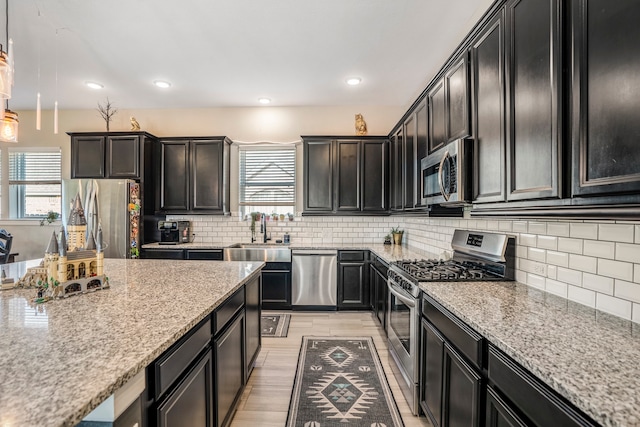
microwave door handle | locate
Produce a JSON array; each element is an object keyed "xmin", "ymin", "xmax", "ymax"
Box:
[
  {"xmin": 437, "ymin": 150, "xmax": 450, "ymax": 201},
  {"xmin": 388, "ymin": 282, "xmax": 416, "ymax": 308}
]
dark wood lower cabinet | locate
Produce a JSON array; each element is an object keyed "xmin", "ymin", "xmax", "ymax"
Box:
[
  {"xmin": 157, "ymin": 351, "xmax": 213, "ymax": 427},
  {"xmin": 443, "ymin": 343, "xmax": 481, "ymax": 427},
  {"xmin": 369, "ymin": 259, "xmax": 388, "ymax": 329},
  {"xmin": 337, "ymin": 251, "xmax": 369, "ymax": 310},
  {"xmin": 261, "ymin": 263, "xmax": 291, "ymax": 310},
  {"xmin": 420, "ymin": 319, "xmax": 444, "ymax": 427},
  {"xmin": 244, "ymin": 276, "xmax": 261, "ymax": 379},
  {"xmin": 486, "ymin": 386, "xmax": 527, "ymax": 427},
  {"xmin": 214, "ymin": 311, "xmax": 245, "ymax": 427}
]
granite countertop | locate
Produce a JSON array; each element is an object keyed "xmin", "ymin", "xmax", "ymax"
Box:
[
  {"xmin": 0, "ymin": 258, "xmax": 264, "ymax": 427},
  {"xmin": 419, "ymin": 280, "xmax": 640, "ymax": 427}
]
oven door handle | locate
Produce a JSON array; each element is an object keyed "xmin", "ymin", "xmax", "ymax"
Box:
[
  {"xmin": 388, "ymin": 282, "xmax": 417, "ymax": 308},
  {"xmin": 438, "ymin": 150, "xmax": 450, "ymax": 201}
]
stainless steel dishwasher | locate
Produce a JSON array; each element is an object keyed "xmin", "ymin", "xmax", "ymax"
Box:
[{"xmin": 291, "ymin": 249, "xmax": 337, "ymax": 309}]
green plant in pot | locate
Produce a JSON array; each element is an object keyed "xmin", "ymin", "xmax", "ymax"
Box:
[
  {"xmin": 39, "ymin": 211, "xmax": 59, "ymax": 226},
  {"xmin": 391, "ymin": 226, "xmax": 404, "ymax": 245}
]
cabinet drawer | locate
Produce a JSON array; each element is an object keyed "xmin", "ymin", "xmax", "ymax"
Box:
[
  {"xmin": 488, "ymin": 345, "xmax": 598, "ymax": 427},
  {"xmin": 155, "ymin": 318, "xmax": 211, "ymax": 398},
  {"xmin": 186, "ymin": 250, "xmax": 223, "ymax": 260},
  {"xmin": 214, "ymin": 288, "xmax": 245, "ymax": 335},
  {"xmin": 338, "ymin": 251, "xmax": 367, "ymax": 262},
  {"xmin": 142, "ymin": 249, "xmax": 185, "ymax": 260},
  {"xmin": 422, "ymin": 294, "xmax": 484, "ymax": 369}
]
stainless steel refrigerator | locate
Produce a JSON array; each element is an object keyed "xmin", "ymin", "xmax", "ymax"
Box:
[{"xmin": 62, "ymin": 179, "xmax": 141, "ymax": 259}]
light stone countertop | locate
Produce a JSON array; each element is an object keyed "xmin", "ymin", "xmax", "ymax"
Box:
[
  {"xmin": 419, "ymin": 280, "xmax": 640, "ymax": 427},
  {"xmin": 0, "ymin": 258, "xmax": 264, "ymax": 427}
]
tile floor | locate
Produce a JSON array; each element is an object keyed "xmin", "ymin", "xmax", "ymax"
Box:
[{"xmin": 230, "ymin": 311, "xmax": 432, "ymax": 427}]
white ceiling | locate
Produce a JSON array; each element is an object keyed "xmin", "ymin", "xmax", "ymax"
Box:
[{"xmin": 8, "ymin": 0, "xmax": 494, "ymax": 111}]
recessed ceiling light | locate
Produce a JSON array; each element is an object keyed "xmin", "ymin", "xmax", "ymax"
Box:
[
  {"xmin": 346, "ymin": 77, "xmax": 362, "ymax": 86},
  {"xmin": 258, "ymin": 98, "xmax": 271, "ymax": 105},
  {"xmin": 153, "ymin": 80, "xmax": 171, "ymax": 89},
  {"xmin": 85, "ymin": 81, "xmax": 104, "ymax": 89}
]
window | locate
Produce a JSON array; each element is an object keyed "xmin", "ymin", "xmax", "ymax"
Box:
[
  {"xmin": 9, "ymin": 148, "xmax": 62, "ymax": 219},
  {"xmin": 239, "ymin": 147, "xmax": 295, "ymax": 217}
]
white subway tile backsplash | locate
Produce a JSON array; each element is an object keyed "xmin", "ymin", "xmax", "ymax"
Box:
[
  {"xmin": 527, "ymin": 273, "xmax": 546, "ymax": 290},
  {"xmin": 546, "ymin": 251, "xmax": 569, "ymax": 267},
  {"xmin": 528, "ymin": 248, "xmax": 546, "ymax": 262},
  {"xmin": 537, "ymin": 235, "xmax": 558, "ymax": 250},
  {"xmin": 596, "ymin": 294, "xmax": 632, "ymax": 320},
  {"xmin": 516, "ymin": 245, "xmax": 528, "ymax": 258},
  {"xmin": 558, "ymin": 238, "xmax": 583, "ymax": 254},
  {"xmin": 583, "ymin": 240, "xmax": 615, "ymax": 259},
  {"xmin": 516, "ymin": 270, "xmax": 527, "ymax": 284},
  {"xmin": 570, "ymin": 223, "xmax": 598, "ymax": 239},
  {"xmin": 546, "ymin": 222, "xmax": 570, "ymax": 237},
  {"xmin": 499, "ymin": 221, "xmax": 512, "ymax": 232},
  {"xmin": 512, "ymin": 221, "xmax": 528, "ymax": 233},
  {"xmin": 528, "ymin": 222, "xmax": 547, "ymax": 235},
  {"xmin": 636, "ymin": 225, "xmax": 640, "ymax": 244},
  {"xmin": 615, "ymin": 243, "xmax": 640, "ymax": 263},
  {"xmin": 568, "ymin": 254, "xmax": 597, "ymax": 274},
  {"xmin": 568, "ymin": 285, "xmax": 596, "ymax": 308},
  {"xmin": 635, "ymin": 265, "xmax": 640, "ymax": 284},
  {"xmin": 545, "ymin": 279, "xmax": 568, "ymax": 298},
  {"xmin": 599, "ymin": 223, "xmax": 635, "ymax": 243},
  {"xmin": 582, "ymin": 273, "xmax": 614, "ymax": 295},
  {"xmin": 557, "ymin": 268, "xmax": 583, "ymax": 286},
  {"xmin": 633, "ymin": 303, "xmax": 640, "ymax": 323},
  {"xmin": 614, "ymin": 280, "xmax": 640, "ymax": 304},
  {"xmin": 519, "ymin": 234, "xmax": 537, "ymax": 247},
  {"xmin": 598, "ymin": 259, "xmax": 634, "ymax": 281},
  {"xmin": 520, "ymin": 259, "xmax": 546, "ymax": 276},
  {"xmin": 547, "ymin": 265, "xmax": 558, "ymax": 279}
]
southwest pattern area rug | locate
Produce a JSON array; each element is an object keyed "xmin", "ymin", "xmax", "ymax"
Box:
[
  {"xmin": 286, "ymin": 336, "xmax": 404, "ymax": 427},
  {"xmin": 261, "ymin": 314, "xmax": 291, "ymax": 337}
]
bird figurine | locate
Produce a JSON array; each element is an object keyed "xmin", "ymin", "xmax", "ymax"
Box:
[
  {"xmin": 130, "ymin": 116, "xmax": 140, "ymax": 131},
  {"xmin": 355, "ymin": 113, "xmax": 368, "ymax": 136}
]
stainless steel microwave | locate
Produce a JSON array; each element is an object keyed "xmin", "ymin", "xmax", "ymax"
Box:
[{"xmin": 420, "ymin": 139, "xmax": 471, "ymax": 206}]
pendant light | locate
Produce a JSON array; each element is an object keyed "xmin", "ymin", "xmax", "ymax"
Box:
[{"xmin": 0, "ymin": 0, "xmax": 17, "ymax": 143}]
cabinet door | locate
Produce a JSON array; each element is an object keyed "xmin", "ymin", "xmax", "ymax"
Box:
[
  {"xmin": 215, "ymin": 312, "xmax": 245, "ymax": 427},
  {"xmin": 303, "ymin": 140, "xmax": 334, "ymax": 212},
  {"xmin": 71, "ymin": 135, "xmax": 105, "ymax": 178},
  {"xmin": 244, "ymin": 276, "xmax": 261, "ymax": 379},
  {"xmin": 191, "ymin": 140, "xmax": 224, "ymax": 211},
  {"xmin": 157, "ymin": 351, "xmax": 213, "ymax": 427},
  {"xmin": 442, "ymin": 343, "xmax": 481, "ymax": 427},
  {"xmin": 404, "ymin": 114, "xmax": 417, "ymax": 209},
  {"xmin": 362, "ymin": 139, "xmax": 387, "ymax": 212},
  {"xmin": 571, "ymin": 0, "xmax": 640, "ymax": 196},
  {"xmin": 335, "ymin": 140, "xmax": 361, "ymax": 211},
  {"xmin": 390, "ymin": 130, "xmax": 404, "ymax": 210},
  {"xmin": 471, "ymin": 12, "xmax": 506, "ymax": 203},
  {"xmin": 446, "ymin": 55, "xmax": 471, "ymax": 141},
  {"xmin": 486, "ymin": 386, "xmax": 528, "ymax": 427},
  {"xmin": 375, "ymin": 268, "xmax": 387, "ymax": 328},
  {"xmin": 420, "ymin": 320, "xmax": 444, "ymax": 427},
  {"xmin": 261, "ymin": 270, "xmax": 291, "ymax": 310},
  {"xmin": 505, "ymin": 0, "xmax": 562, "ymax": 201},
  {"xmin": 160, "ymin": 140, "xmax": 189, "ymax": 211},
  {"xmin": 337, "ymin": 262, "xmax": 369, "ymax": 309},
  {"xmin": 107, "ymin": 135, "xmax": 140, "ymax": 178},
  {"xmin": 428, "ymin": 79, "xmax": 447, "ymax": 153},
  {"xmin": 415, "ymin": 101, "xmax": 429, "ymax": 207}
]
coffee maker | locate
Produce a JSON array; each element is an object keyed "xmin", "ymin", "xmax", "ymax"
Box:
[{"xmin": 158, "ymin": 221, "xmax": 191, "ymax": 245}]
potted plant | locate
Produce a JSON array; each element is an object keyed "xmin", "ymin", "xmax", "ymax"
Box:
[
  {"xmin": 391, "ymin": 226, "xmax": 404, "ymax": 245},
  {"xmin": 40, "ymin": 211, "xmax": 59, "ymax": 226},
  {"xmin": 384, "ymin": 234, "xmax": 392, "ymax": 245}
]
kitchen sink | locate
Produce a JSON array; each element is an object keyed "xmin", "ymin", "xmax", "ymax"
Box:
[{"xmin": 224, "ymin": 243, "xmax": 291, "ymax": 262}]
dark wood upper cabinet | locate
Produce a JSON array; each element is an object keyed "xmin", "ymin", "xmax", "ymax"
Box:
[
  {"xmin": 335, "ymin": 140, "xmax": 361, "ymax": 211},
  {"xmin": 303, "ymin": 139, "xmax": 334, "ymax": 212},
  {"xmin": 159, "ymin": 137, "xmax": 230, "ymax": 214},
  {"xmin": 107, "ymin": 135, "xmax": 140, "ymax": 178},
  {"xmin": 362, "ymin": 139, "xmax": 388, "ymax": 212},
  {"xmin": 303, "ymin": 137, "xmax": 387, "ymax": 214},
  {"xmin": 403, "ymin": 114, "xmax": 417, "ymax": 209},
  {"xmin": 71, "ymin": 135, "xmax": 105, "ymax": 178},
  {"xmin": 505, "ymin": 0, "xmax": 562, "ymax": 201},
  {"xmin": 390, "ymin": 129, "xmax": 404, "ymax": 210},
  {"xmin": 445, "ymin": 55, "xmax": 471, "ymax": 141},
  {"xmin": 571, "ymin": 0, "xmax": 640, "ymax": 197},
  {"xmin": 415, "ymin": 100, "xmax": 429, "ymax": 208},
  {"xmin": 428, "ymin": 80, "xmax": 447, "ymax": 153},
  {"xmin": 471, "ymin": 11, "xmax": 507, "ymax": 203}
]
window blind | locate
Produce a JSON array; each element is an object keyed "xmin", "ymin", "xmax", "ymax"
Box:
[
  {"xmin": 9, "ymin": 150, "xmax": 62, "ymax": 184},
  {"xmin": 239, "ymin": 149, "xmax": 295, "ymax": 205}
]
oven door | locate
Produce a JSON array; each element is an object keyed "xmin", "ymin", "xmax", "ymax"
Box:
[
  {"xmin": 387, "ymin": 278, "xmax": 419, "ymax": 414},
  {"xmin": 421, "ymin": 138, "xmax": 470, "ymax": 206}
]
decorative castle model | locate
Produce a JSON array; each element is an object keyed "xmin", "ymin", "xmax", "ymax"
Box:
[{"xmin": 17, "ymin": 192, "xmax": 109, "ymax": 302}]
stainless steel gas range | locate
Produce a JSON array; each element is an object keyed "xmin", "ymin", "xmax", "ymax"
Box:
[{"xmin": 386, "ymin": 229, "xmax": 515, "ymax": 416}]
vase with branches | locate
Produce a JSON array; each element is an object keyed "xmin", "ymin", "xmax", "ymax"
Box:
[{"xmin": 97, "ymin": 98, "xmax": 118, "ymax": 132}]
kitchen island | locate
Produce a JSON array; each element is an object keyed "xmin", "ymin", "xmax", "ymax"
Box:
[{"xmin": 0, "ymin": 258, "xmax": 263, "ymax": 427}]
